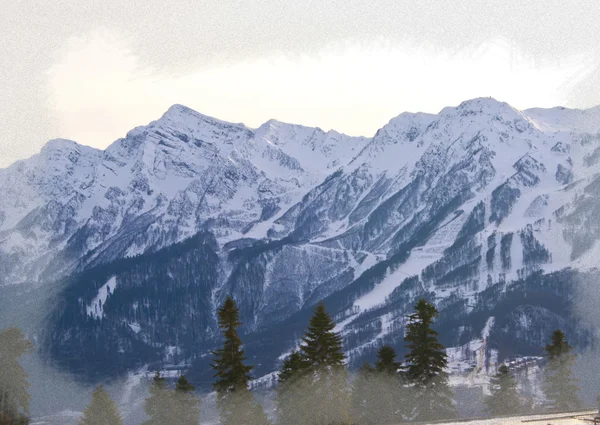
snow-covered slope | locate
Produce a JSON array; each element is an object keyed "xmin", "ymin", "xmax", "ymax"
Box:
[
  {"xmin": 2, "ymin": 97, "xmax": 600, "ymax": 384},
  {"xmin": 0, "ymin": 104, "xmax": 368, "ymax": 285}
]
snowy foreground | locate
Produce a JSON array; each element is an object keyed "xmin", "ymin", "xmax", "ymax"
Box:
[
  {"xmin": 436, "ymin": 411, "xmax": 599, "ymax": 425},
  {"xmin": 30, "ymin": 410, "xmax": 600, "ymax": 425}
]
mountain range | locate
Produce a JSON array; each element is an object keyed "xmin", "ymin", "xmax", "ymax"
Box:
[{"xmin": 1, "ymin": 97, "xmax": 600, "ymax": 391}]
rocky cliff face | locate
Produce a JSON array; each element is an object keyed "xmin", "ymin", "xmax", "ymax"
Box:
[{"xmin": 1, "ymin": 98, "xmax": 600, "ymax": 386}]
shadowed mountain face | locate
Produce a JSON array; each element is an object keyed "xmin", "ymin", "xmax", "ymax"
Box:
[{"xmin": 1, "ymin": 98, "xmax": 600, "ymax": 387}]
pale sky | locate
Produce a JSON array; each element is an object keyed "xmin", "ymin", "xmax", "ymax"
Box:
[{"xmin": 1, "ymin": 0, "xmax": 600, "ymax": 167}]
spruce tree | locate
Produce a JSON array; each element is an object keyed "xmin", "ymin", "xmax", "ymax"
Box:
[
  {"xmin": 173, "ymin": 376, "xmax": 201, "ymax": 425},
  {"xmin": 300, "ymin": 302, "xmax": 345, "ymax": 369},
  {"xmin": 484, "ymin": 364, "xmax": 523, "ymax": 417},
  {"xmin": 0, "ymin": 327, "xmax": 33, "ymax": 425},
  {"xmin": 543, "ymin": 330, "xmax": 582, "ymax": 412},
  {"xmin": 351, "ymin": 347, "xmax": 406, "ymax": 425},
  {"xmin": 276, "ymin": 350, "xmax": 310, "ymax": 425},
  {"xmin": 297, "ymin": 302, "xmax": 351, "ymax": 425},
  {"xmin": 351, "ymin": 362, "xmax": 377, "ymax": 425},
  {"xmin": 403, "ymin": 299, "xmax": 455, "ymax": 422},
  {"xmin": 375, "ymin": 345, "xmax": 401, "ymax": 374},
  {"xmin": 278, "ymin": 350, "xmax": 307, "ymax": 384},
  {"xmin": 175, "ymin": 375, "xmax": 195, "ymax": 392},
  {"xmin": 211, "ymin": 297, "xmax": 269, "ymax": 425},
  {"xmin": 78, "ymin": 385, "xmax": 123, "ymax": 425},
  {"xmin": 142, "ymin": 371, "xmax": 176, "ymax": 425},
  {"xmin": 374, "ymin": 346, "xmax": 406, "ymax": 424}
]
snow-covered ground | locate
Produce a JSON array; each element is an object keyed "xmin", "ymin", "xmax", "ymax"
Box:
[
  {"xmin": 86, "ymin": 276, "xmax": 117, "ymax": 319},
  {"xmin": 438, "ymin": 411, "xmax": 599, "ymax": 425}
]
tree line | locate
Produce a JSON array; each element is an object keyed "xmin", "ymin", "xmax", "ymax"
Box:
[{"xmin": 0, "ymin": 297, "xmax": 593, "ymax": 424}]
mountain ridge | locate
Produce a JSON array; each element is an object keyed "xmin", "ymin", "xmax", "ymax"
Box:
[{"xmin": 1, "ymin": 96, "xmax": 600, "ymax": 392}]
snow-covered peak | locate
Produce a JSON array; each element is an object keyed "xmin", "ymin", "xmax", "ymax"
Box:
[
  {"xmin": 444, "ymin": 97, "xmax": 518, "ymax": 115},
  {"xmin": 523, "ymin": 104, "xmax": 600, "ymax": 134},
  {"xmin": 1, "ymin": 97, "xmax": 600, "ymax": 288},
  {"xmin": 157, "ymin": 104, "xmax": 250, "ymax": 132},
  {"xmin": 437, "ymin": 97, "xmax": 530, "ymax": 128},
  {"xmin": 378, "ymin": 111, "xmax": 437, "ymax": 142},
  {"xmin": 41, "ymin": 138, "xmax": 85, "ymax": 153},
  {"xmin": 254, "ymin": 118, "xmax": 321, "ymax": 146},
  {"xmin": 36, "ymin": 138, "xmax": 102, "ymax": 165},
  {"xmin": 250, "ymin": 117, "xmax": 369, "ymax": 174}
]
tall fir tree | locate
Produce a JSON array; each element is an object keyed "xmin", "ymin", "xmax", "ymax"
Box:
[
  {"xmin": 300, "ymin": 302, "xmax": 345, "ymax": 369},
  {"xmin": 276, "ymin": 350, "xmax": 308, "ymax": 425},
  {"xmin": 142, "ymin": 372, "xmax": 176, "ymax": 425},
  {"xmin": 543, "ymin": 330, "xmax": 582, "ymax": 412},
  {"xmin": 297, "ymin": 302, "xmax": 351, "ymax": 425},
  {"xmin": 78, "ymin": 385, "xmax": 123, "ymax": 425},
  {"xmin": 173, "ymin": 376, "xmax": 201, "ymax": 425},
  {"xmin": 375, "ymin": 345, "xmax": 401, "ymax": 374},
  {"xmin": 351, "ymin": 362, "xmax": 377, "ymax": 425},
  {"xmin": 403, "ymin": 299, "xmax": 455, "ymax": 422},
  {"xmin": 278, "ymin": 350, "xmax": 307, "ymax": 384},
  {"xmin": 0, "ymin": 327, "xmax": 33, "ymax": 425},
  {"xmin": 211, "ymin": 297, "xmax": 270, "ymax": 425},
  {"xmin": 351, "ymin": 346, "xmax": 406, "ymax": 425},
  {"xmin": 374, "ymin": 345, "xmax": 406, "ymax": 424},
  {"xmin": 211, "ymin": 297, "xmax": 252, "ymax": 393},
  {"xmin": 484, "ymin": 364, "xmax": 523, "ymax": 417}
]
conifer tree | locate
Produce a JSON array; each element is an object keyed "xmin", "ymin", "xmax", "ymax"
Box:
[
  {"xmin": 0, "ymin": 327, "xmax": 33, "ymax": 425},
  {"xmin": 403, "ymin": 299, "xmax": 455, "ymax": 422},
  {"xmin": 351, "ymin": 362, "xmax": 377, "ymax": 425},
  {"xmin": 375, "ymin": 345, "xmax": 401, "ymax": 374},
  {"xmin": 374, "ymin": 345, "xmax": 406, "ymax": 424},
  {"xmin": 175, "ymin": 375, "xmax": 195, "ymax": 392},
  {"xmin": 543, "ymin": 330, "xmax": 582, "ymax": 412},
  {"xmin": 211, "ymin": 297, "xmax": 270, "ymax": 425},
  {"xmin": 297, "ymin": 302, "xmax": 351, "ymax": 425},
  {"xmin": 484, "ymin": 364, "xmax": 523, "ymax": 417},
  {"xmin": 278, "ymin": 350, "xmax": 307, "ymax": 384},
  {"xmin": 300, "ymin": 302, "xmax": 345, "ymax": 369},
  {"xmin": 173, "ymin": 376, "xmax": 201, "ymax": 425},
  {"xmin": 351, "ymin": 346, "xmax": 406, "ymax": 425},
  {"xmin": 78, "ymin": 385, "xmax": 123, "ymax": 425},
  {"xmin": 142, "ymin": 371, "xmax": 176, "ymax": 425},
  {"xmin": 276, "ymin": 350, "xmax": 310, "ymax": 425}
]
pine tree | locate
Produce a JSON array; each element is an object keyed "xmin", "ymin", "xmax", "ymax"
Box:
[
  {"xmin": 211, "ymin": 297, "xmax": 253, "ymax": 394},
  {"xmin": 374, "ymin": 346, "xmax": 406, "ymax": 424},
  {"xmin": 300, "ymin": 302, "xmax": 345, "ymax": 369},
  {"xmin": 175, "ymin": 375, "xmax": 195, "ymax": 392},
  {"xmin": 351, "ymin": 347, "xmax": 406, "ymax": 425},
  {"xmin": 484, "ymin": 364, "xmax": 523, "ymax": 417},
  {"xmin": 276, "ymin": 350, "xmax": 309, "ymax": 425},
  {"xmin": 0, "ymin": 327, "xmax": 33, "ymax": 425},
  {"xmin": 403, "ymin": 299, "xmax": 455, "ymax": 422},
  {"xmin": 543, "ymin": 330, "xmax": 582, "ymax": 412},
  {"xmin": 173, "ymin": 376, "xmax": 201, "ymax": 425},
  {"xmin": 375, "ymin": 345, "xmax": 400, "ymax": 374},
  {"xmin": 278, "ymin": 350, "xmax": 307, "ymax": 384},
  {"xmin": 211, "ymin": 297, "xmax": 270, "ymax": 425},
  {"xmin": 351, "ymin": 362, "xmax": 377, "ymax": 425},
  {"xmin": 297, "ymin": 302, "xmax": 351, "ymax": 425},
  {"xmin": 78, "ymin": 385, "xmax": 123, "ymax": 425},
  {"xmin": 142, "ymin": 372, "xmax": 176, "ymax": 425}
]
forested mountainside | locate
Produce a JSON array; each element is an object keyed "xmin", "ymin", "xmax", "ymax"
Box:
[{"xmin": 1, "ymin": 97, "xmax": 600, "ymax": 386}]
